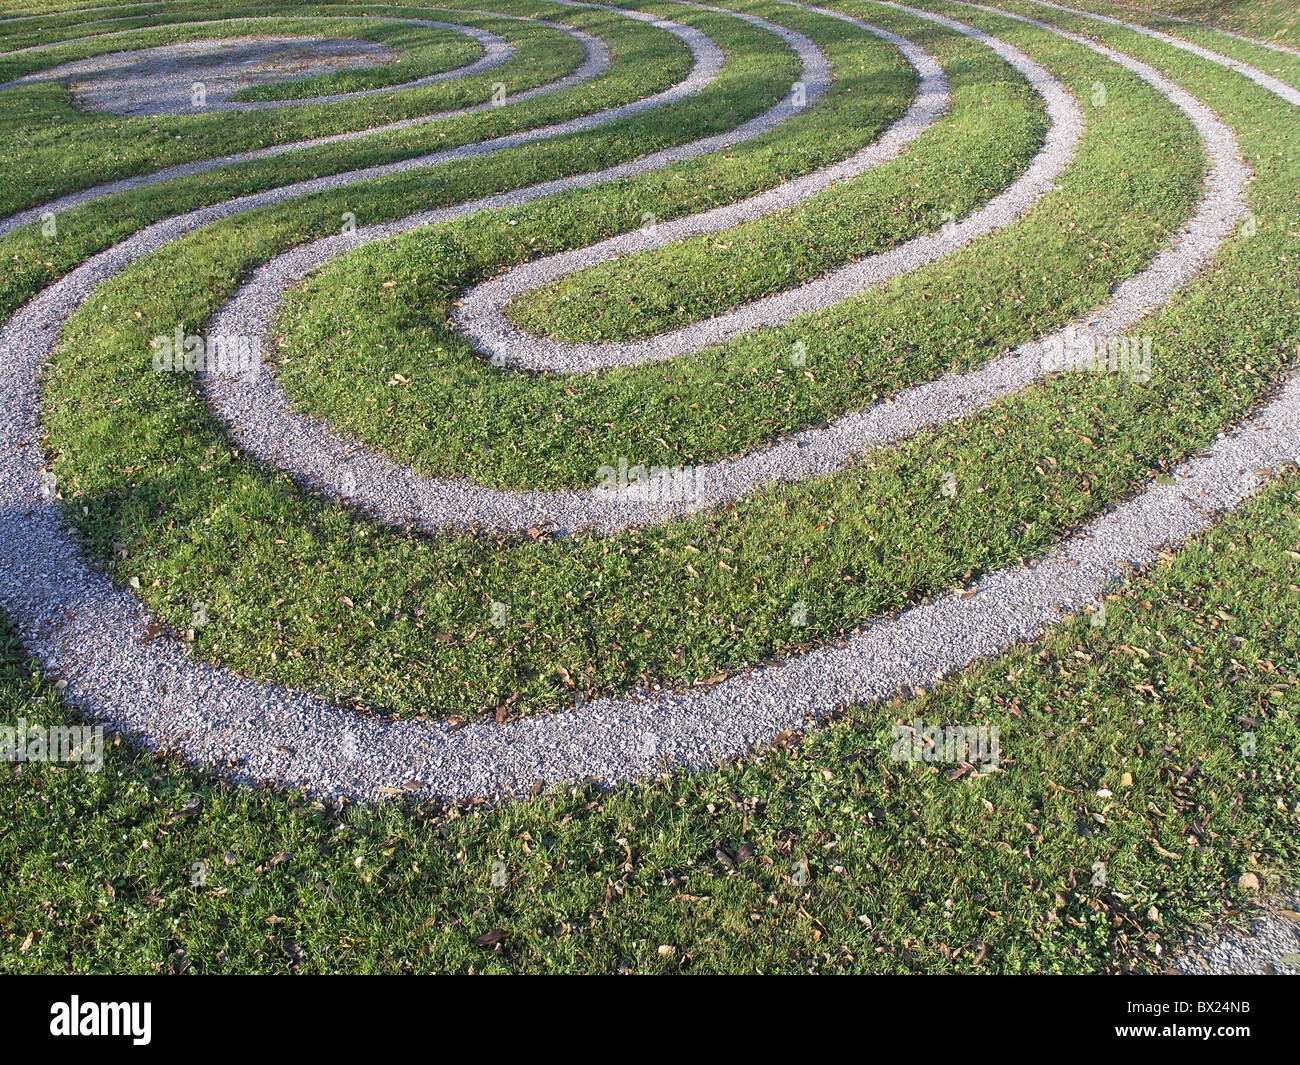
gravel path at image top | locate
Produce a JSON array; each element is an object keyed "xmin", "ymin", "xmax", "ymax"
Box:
[{"xmin": 12, "ymin": 36, "xmax": 401, "ymax": 114}]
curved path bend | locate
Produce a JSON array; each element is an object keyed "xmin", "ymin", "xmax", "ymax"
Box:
[
  {"xmin": 0, "ymin": 1, "xmax": 1291, "ymax": 802},
  {"xmin": 0, "ymin": 5, "xmax": 630, "ymax": 237}
]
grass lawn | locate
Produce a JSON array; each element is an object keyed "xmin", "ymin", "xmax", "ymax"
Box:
[
  {"xmin": 3, "ymin": 470, "xmax": 1296, "ymax": 973},
  {"xmin": 0, "ymin": 0, "xmax": 1296, "ymax": 975}
]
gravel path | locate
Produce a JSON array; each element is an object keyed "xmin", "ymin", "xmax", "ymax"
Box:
[
  {"xmin": 4, "ymin": 17, "xmax": 511, "ymax": 115},
  {"xmin": 0, "ymin": 10, "xmax": 610, "ymax": 238},
  {"xmin": 1169, "ymin": 895, "xmax": 1300, "ymax": 974},
  {"xmin": 0, "ymin": 3, "xmax": 1290, "ymax": 804},
  {"xmin": 453, "ymin": 2, "xmax": 1081, "ymax": 372},
  {"xmin": 207, "ymin": 0, "xmax": 1247, "ymax": 536},
  {"xmin": 0, "ymin": 13, "xmax": 494, "ymax": 58}
]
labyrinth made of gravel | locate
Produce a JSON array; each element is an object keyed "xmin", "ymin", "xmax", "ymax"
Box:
[{"xmin": 0, "ymin": 0, "xmax": 1296, "ymax": 815}]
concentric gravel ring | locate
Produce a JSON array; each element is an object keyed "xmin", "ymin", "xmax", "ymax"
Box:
[{"xmin": 204, "ymin": 0, "xmax": 1250, "ymax": 539}]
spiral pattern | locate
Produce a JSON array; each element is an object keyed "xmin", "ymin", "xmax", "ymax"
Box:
[{"xmin": 0, "ymin": 0, "xmax": 1295, "ymax": 802}]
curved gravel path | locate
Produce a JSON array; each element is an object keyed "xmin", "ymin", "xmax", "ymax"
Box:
[
  {"xmin": 0, "ymin": 2, "xmax": 1288, "ymax": 805},
  {"xmin": 199, "ymin": 1, "xmax": 954, "ymax": 531},
  {"xmin": 0, "ymin": 15, "xmax": 513, "ymax": 109},
  {"xmin": 452, "ymin": 1, "xmax": 1081, "ymax": 372},
  {"xmin": 204, "ymin": 0, "xmax": 1248, "ymax": 538},
  {"xmin": 0, "ymin": 8, "xmax": 617, "ymax": 238},
  {"xmin": 1012, "ymin": 0, "xmax": 1300, "ymax": 104}
]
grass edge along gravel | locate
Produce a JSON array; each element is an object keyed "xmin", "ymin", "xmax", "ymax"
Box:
[
  {"xmin": 268, "ymin": 2, "xmax": 1187, "ymax": 487},
  {"xmin": 38, "ymin": 2, "xmax": 1279, "ymax": 723},
  {"xmin": 0, "ymin": 467, "xmax": 1296, "ymax": 973}
]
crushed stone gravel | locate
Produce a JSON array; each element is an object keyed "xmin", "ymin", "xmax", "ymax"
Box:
[{"xmin": 0, "ymin": 2, "xmax": 1291, "ymax": 809}]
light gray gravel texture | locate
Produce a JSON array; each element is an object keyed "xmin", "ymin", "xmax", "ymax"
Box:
[
  {"xmin": 204, "ymin": 0, "xmax": 1249, "ymax": 538},
  {"xmin": 1, "ymin": 24, "xmax": 383, "ymax": 58},
  {"xmin": 9, "ymin": 35, "xmax": 405, "ymax": 114},
  {"xmin": 452, "ymin": 3, "xmax": 1082, "ymax": 372},
  {"xmin": 0, "ymin": 11, "xmax": 609, "ymax": 238},
  {"xmin": 1171, "ymin": 895, "xmax": 1300, "ymax": 975},
  {"xmin": 0, "ymin": 3, "xmax": 1292, "ymax": 807},
  {"xmin": 0, "ymin": 12, "xmax": 499, "ymax": 60},
  {"xmin": 1119, "ymin": 2, "xmax": 1300, "ymax": 56}
]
